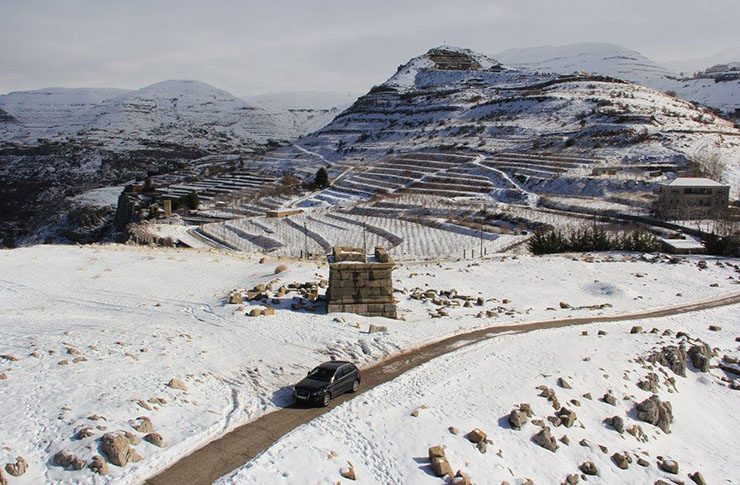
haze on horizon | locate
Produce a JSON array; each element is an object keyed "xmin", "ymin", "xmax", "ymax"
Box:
[{"xmin": 2, "ymin": 0, "xmax": 739, "ymax": 97}]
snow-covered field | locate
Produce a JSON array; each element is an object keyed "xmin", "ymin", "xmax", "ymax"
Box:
[
  {"xmin": 220, "ymin": 306, "xmax": 740, "ymax": 484},
  {"xmin": 0, "ymin": 244, "xmax": 739, "ymax": 484}
]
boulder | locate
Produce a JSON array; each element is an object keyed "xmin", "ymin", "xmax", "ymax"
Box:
[
  {"xmin": 689, "ymin": 471, "xmax": 707, "ymax": 485},
  {"xmin": 448, "ymin": 426, "xmax": 459, "ymax": 435},
  {"xmin": 476, "ymin": 441, "xmax": 487, "ymax": 454},
  {"xmin": 466, "ymin": 428, "xmax": 487, "ymax": 444},
  {"xmin": 558, "ymin": 377, "xmax": 572, "ymax": 389},
  {"xmin": 612, "ymin": 452, "xmax": 629, "ymax": 469},
  {"xmin": 132, "ymin": 416, "xmax": 154, "ymax": 433},
  {"xmin": 228, "ymin": 294, "xmax": 243, "ymax": 304},
  {"xmin": 368, "ymin": 324, "xmax": 388, "ymax": 334},
  {"xmin": 101, "ymin": 432, "xmax": 139, "ymax": 467},
  {"xmin": 122, "ymin": 430, "xmax": 140, "ymax": 445},
  {"xmin": 602, "ymin": 392, "xmax": 617, "ymax": 406},
  {"xmin": 533, "ymin": 427, "xmax": 558, "ymax": 452},
  {"xmin": 688, "ymin": 343, "xmax": 712, "ymax": 372},
  {"xmin": 167, "ymin": 378, "xmax": 187, "ymax": 391},
  {"xmin": 428, "ymin": 445, "xmax": 445, "ymax": 460},
  {"xmin": 4, "ymin": 457, "xmax": 27, "ymax": 477},
  {"xmin": 54, "ymin": 450, "xmax": 76, "ymax": 468},
  {"xmin": 630, "ymin": 326, "xmax": 643, "ymax": 334},
  {"xmin": 626, "ymin": 424, "xmax": 648, "ymax": 442},
  {"xmin": 144, "ymin": 432, "xmax": 166, "ymax": 448},
  {"xmin": 557, "ymin": 407, "xmax": 577, "ymax": 428},
  {"xmin": 559, "ymin": 301, "xmax": 571, "ymax": 309},
  {"xmin": 636, "ymin": 395, "xmax": 673, "ymax": 433},
  {"xmin": 659, "ymin": 459, "xmax": 679, "ymax": 474},
  {"xmin": 340, "ymin": 463, "xmax": 356, "ymax": 480},
  {"xmin": 509, "ymin": 409, "xmax": 528, "ymax": 430},
  {"xmin": 708, "ymin": 325, "xmax": 722, "ymax": 331},
  {"xmin": 607, "ymin": 416, "xmax": 625, "ymax": 434},
  {"xmin": 564, "ymin": 473, "xmax": 579, "ymax": 484},
  {"xmin": 520, "ymin": 403, "xmax": 533, "ymax": 416},
  {"xmin": 274, "ymin": 264, "xmax": 288, "ymax": 274},
  {"xmin": 579, "ymin": 462, "xmax": 598, "ymax": 475},
  {"xmin": 249, "ymin": 308, "xmax": 263, "ymax": 317},
  {"xmin": 262, "ymin": 306, "xmax": 276, "ymax": 316},
  {"xmin": 637, "ymin": 457, "xmax": 649, "ymax": 467},
  {"xmin": 71, "ymin": 456, "xmax": 86, "ymax": 470},
  {"xmin": 452, "ymin": 470, "xmax": 471, "ymax": 485},
  {"xmin": 431, "ymin": 456, "xmax": 453, "ymax": 477},
  {"xmin": 89, "ymin": 455, "xmax": 109, "ymax": 476}
]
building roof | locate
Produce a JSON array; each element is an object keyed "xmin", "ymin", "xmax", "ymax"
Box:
[
  {"xmin": 665, "ymin": 177, "xmax": 727, "ymax": 187},
  {"xmin": 659, "ymin": 237, "xmax": 705, "ymax": 250}
]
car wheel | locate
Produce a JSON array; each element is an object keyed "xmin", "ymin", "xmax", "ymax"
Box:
[
  {"xmin": 351, "ymin": 379, "xmax": 360, "ymax": 393},
  {"xmin": 321, "ymin": 392, "xmax": 331, "ymax": 407}
]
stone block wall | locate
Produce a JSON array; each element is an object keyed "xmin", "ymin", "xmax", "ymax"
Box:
[{"xmin": 327, "ymin": 246, "xmax": 397, "ymax": 318}]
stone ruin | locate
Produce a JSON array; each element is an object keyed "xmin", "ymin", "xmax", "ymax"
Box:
[{"xmin": 327, "ymin": 246, "xmax": 397, "ymax": 319}]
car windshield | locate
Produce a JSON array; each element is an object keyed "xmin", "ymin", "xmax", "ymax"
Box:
[{"xmin": 307, "ymin": 367, "xmax": 335, "ymax": 382}]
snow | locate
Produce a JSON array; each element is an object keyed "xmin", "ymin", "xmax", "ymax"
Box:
[
  {"xmin": 1, "ymin": 244, "xmax": 739, "ymax": 484},
  {"xmin": 71, "ymin": 186, "xmax": 124, "ymax": 208},
  {"xmin": 219, "ymin": 305, "xmax": 740, "ymax": 484}
]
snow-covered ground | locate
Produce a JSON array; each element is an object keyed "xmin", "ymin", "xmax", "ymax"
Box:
[
  {"xmin": 0, "ymin": 244, "xmax": 739, "ymax": 484},
  {"xmin": 220, "ymin": 305, "xmax": 740, "ymax": 484}
]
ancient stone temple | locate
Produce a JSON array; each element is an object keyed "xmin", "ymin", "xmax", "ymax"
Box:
[{"xmin": 327, "ymin": 246, "xmax": 397, "ymax": 318}]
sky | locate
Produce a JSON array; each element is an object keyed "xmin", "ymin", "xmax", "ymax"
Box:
[{"xmin": 1, "ymin": 0, "xmax": 739, "ymax": 96}]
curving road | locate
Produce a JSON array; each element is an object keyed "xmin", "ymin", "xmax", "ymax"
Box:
[{"xmin": 145, "ymin": 291, "xmax": 740, "ymax": 485}]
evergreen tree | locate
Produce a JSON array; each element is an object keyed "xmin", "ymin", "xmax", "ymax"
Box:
[{"xmin": 314, "ymin": 167, "xmax": 330, "ymax": 188}]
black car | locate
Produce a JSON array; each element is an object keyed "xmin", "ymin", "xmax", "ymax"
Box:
[{"xmin": 292, "ymin": 361, "xmax": 361, "ymax": 406}]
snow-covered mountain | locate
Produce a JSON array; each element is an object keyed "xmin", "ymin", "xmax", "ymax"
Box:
[
  {"xmin": 494, "ymin": 43, "xmax": 740, "ymax": 115},
  {"xmin": 495, "ymin": 43, "xmax": 676, "ymax": 89}
]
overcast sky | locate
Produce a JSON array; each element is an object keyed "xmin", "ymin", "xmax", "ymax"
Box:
[{"xmin": 2, "ymin": 0, "xmax": 739, "ymax": 96}]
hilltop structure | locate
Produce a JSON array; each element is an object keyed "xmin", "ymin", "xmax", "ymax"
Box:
[{"xmin": 327, "ymin": 246, "xmax": 397, "ymax": 318}]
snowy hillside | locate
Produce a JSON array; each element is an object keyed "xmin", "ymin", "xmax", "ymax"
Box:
[
  {"xmin": 495, "ymin": 43, "xmax": 676, "ymax": 89},
  {"xmin": 494, "ymin": 43, "xmax": 740, "ymax": 115},
  {"xmin": 1, "ymin": 244, "xmax": 739, "ymax": 484},
  {"xmin": 285, "ymin": 45, "xmax": 740, "ymax": 208}
]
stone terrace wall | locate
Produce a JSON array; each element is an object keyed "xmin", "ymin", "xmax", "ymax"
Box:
[{"xmin": 327, "ymin": 246, "xmax": 397, "ymax": 319}]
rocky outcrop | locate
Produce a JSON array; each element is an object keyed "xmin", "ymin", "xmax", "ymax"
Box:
[
  {"xmin": 101, "ymin": 432, "xmax": 143, "ymax": 467},
  {"xmin": 88, "ymin": 455, "xmax": 109, "ymax": 476},
  {"xmin": 4, "ymin": 457, "xmax": 27, "ymax": 477},
  {"xmin": 647, "ymin": 345, "xmax": 687, "ymax": 377},
  {"xmin": 533, "ymin": 426, "xmax": 558, "ymax": 452},
  {"xmin": 636, "ymin": 395, "xmax": 673, "ymax": 433},
  {"xmin": 688, "ymin": 343, "xmax": 712, "ymax": 372}
]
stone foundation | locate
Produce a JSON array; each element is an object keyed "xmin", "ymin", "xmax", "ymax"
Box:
[{"xmin": 327, "ymin": 246, "xmax": 397, "ymax": 318}]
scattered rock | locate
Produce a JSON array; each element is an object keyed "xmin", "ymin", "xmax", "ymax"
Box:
[
  {"xmin": 0, "ymin": 374, "xmax": 6, "ymax": 380},
  {"xmin": 612, "ymin": 452, "xmax": 629, "ymax": 469},
  {"xmin": 144, "ymin": 432, "xmax": 166, "ymax": 448},
  {"xmin": 598, "ymin": 330, "xmax": 607, "ymax": 336},
  {"xmin": 509, "ymin": 409, "xmax": 528, "ymax": 430},
  {"xmin": 626, "ymin": 425, "xmax": 648, "ymax": 445},
  {"xmin": 688, "ymin": 343, "xmax": 712, "ymax": 372},
  {"xmin": 76, "ymin": 426, "xmax": 95, "ymax": 440},
  {"xmin": 4, "ymin": 457, "xmax": 27, "ymax": 477},
  {"xmin": 557, "ymin": 407, "xmax": 577, "ymax": 428},
  {"xmin": 630, "ymin": 326, "xmax": 643, "ymax": 334},
  {"xmin": 559, "ymin": 435, "xmax": 570, "ymax": 445},
  {"xmin": 606, "ymin": 416, "xmax": 625, "ymax": 434},
  {"xmin": 636, "ymin": 395, "xmax": 673, "ymax": 433},
  {"xmin": 533, "ymin": 426, "xmax": 558, "ymax": 452},
  {"xmin": 428, "ymin": 445, "xmax": 445, "ymax": 460},
  {"xmin": 431, "ymin": 456, "xmax": 453, "ymax": 477},
  {"xmin": 476, "ymin": 440, "xmax": 487, "ymax": 454},
  {"xmin": 598, "ymin": 444, "xmax": 608, "ymax": 454},
  {"xmin": 0, "ymin": 354, "xmax": 18, "ymax": 362},
  {"xmin": 88, "ymin": 455, "xmax": 109, "ymax": 476},
  {"xmin": 647, "ymin": 345, "xmax": 688, "ymax": 377},
  {"xmin": 452, "ymin": 470, "xmax": 472, "ymax": 485},
  {"xmin": 689, "ymin": 471, "xmax": 707, "ymax": 485},
  {"xmin": 581, "ymin": 330, "xmax": 588, "ymax": 336},
  {"xmin": 559, "ymin": 301, "xmax": 572, "ymax": 309},
  {"xmin": 368, "ymin": 324, "xmax": 388, "ymax": 334},
  {"xmin": 558, "ymin": 377, "xmax": 572, "ymax": 389},
  {"xmin": 602, "ymin": 392, "xmax": 617, "ymax": 406},
  {"xmin": 637, "ymin": 457, "xmax": 649, "ymax": 467},
  {"xmin": 132, "ymin": 416, "xmax": 154, "ymax": 433},
  {"xmin": 466, "ymin": 428, "xmax": 487, "ymax": 444},
  {"xmin": 274, "ymin": 264, "xmax": 288, "ymax": 274},
  {"xmin": 637, "ymin": 373, "xmax": 660, "ymax": 393},
  {"xmin": 101, "ymin": 432, "xmax": 140, "ymax": 467},
  {"xmin": 0, "ymin": 469, "xmax": 5, "ymax": 485},
  {"xmin": 54, "ymin": 450, "xmax": 76, "ymax": 468},
  {"xmin": 448, "ymin": 426, "xmax": 459, "ymax": 435},
  {"xmin": 582, "ymin": 392, "xmax": 592, "ymax": 400},
  {"xmin": 579, "ymin": 462, "xmax": 598, "ymax": 475},
  {"xmin": 659, "ymin": 459, "xmax": 679, "ymax": 474},
  {"xmin": 564, "ymin": 473, "xmax": 579, "ymax": 484},
  {"xmin": 122, "ymin": 430, "xmax": 140, "ymax": 446},
  {"xmin": 167, "ymin": 378, "xmax": 187, "ymax": 391},
  {"xmin": 71, "ymin": 456, "xmax": 86, "ymax": 470}
]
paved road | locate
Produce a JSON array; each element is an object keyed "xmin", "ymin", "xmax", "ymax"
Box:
[{"xmin": 146, "ymin": 291, "xmax": 740, "ymax": 485}]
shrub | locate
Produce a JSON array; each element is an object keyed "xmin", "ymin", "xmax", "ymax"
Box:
[
  {"xmin": 274, "ymin": 264, "xmax": 289, "ymax": 274},
  {"xmin": 528, "ymin": 226, "xmax": 660, "ymax": 255}
]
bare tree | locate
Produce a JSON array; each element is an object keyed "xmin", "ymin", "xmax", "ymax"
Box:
[{"xmin": 690, "ymin": 151, "xmax": 728, "ymax": 183}]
